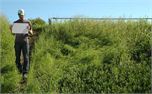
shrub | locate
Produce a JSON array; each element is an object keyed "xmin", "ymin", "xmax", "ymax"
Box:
[{"xmin": 1, "ymin": 16, "xmax": 151, "ymax": 93}]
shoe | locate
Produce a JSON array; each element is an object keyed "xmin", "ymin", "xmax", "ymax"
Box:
[{"xmin": 23, "ymin": 73, "xmax": 28, "ymax": 80}]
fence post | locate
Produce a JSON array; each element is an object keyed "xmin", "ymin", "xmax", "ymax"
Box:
[{"xmin": 48, "ymin": 18, "xmax": 52, "ymax": 25}]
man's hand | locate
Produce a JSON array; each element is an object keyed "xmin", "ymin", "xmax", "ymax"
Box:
[
  {"xmin": 10, "ymin": 25, "xmax": 15, "ymax": 35},
  {"xmin": 28, "ymin": 30, "xmax": 33, "ymax": 36},
  {"xmin": 10, "ymin": 25, "xmax": 12, "ymax": 32},
  {"xmin": 27, "ymin": 25, "xmax": 30, "ymax": 30},
  {"xmin": 27, "ymin": 25, "xmax": 33, "ymax": 35}
]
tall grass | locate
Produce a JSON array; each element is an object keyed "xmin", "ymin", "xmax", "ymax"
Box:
[
  {"xmin": 0, "ymin": 16, "xmax": 151, "ymax": 93},
  {"xmin": 0, "ymin": 15, "xmax": 21, "ymax": 93},
  {"xmin": 28, "ymin": 19, "xmax": 151, "ymax": 93}
]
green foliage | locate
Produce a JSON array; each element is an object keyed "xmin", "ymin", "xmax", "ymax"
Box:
[
  {"xmin": 1, "ymin": 16, "xmax": 151, "ymax": 93},
  {"xmin": 29, "ymin": 17, "xmax": 46, "ymax": 26},
  {"xmin": 29, "ymin": 17, "xmax": 46, "ymax": 30},
  {"xmin": 29, "ymin": 19, "xmax": 151, "ymax": 93},
  {"xmin": 0, "ymin": 15, "xmax": 20, "ymax": 93}
]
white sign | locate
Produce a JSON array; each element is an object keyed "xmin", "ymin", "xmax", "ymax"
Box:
[{"xmin": 12, "ymin": 23, "xmax": 29, "ymax": 34}]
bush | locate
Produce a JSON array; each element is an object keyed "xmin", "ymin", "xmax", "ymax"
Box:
[
  {"xmin": 1, "ymin": 16, "xmax": 151, "ymax": 93},
  {"xmin": 0, "ymin": 15, "xmax": 21, "ymax": 93},
  {"xmin": 29, "ymin": 19, "xmax": 151, "ymax": 93}
]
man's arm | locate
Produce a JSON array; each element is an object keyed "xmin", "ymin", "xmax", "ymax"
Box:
[
  {"xmin": 10, "ymin": 24, "xmax": 15, "ymax": 35},
  {"xmin": 28, "ymin": 21, "xmax": 33, "ymax": 35}
]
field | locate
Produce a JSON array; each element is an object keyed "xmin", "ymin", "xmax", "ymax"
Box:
[{"xmin": 0, "ymin": 15, "xmax": 151, "ymax": 93}]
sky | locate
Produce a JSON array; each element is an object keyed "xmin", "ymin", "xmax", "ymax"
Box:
[{"xmin": 0, "ymin": 0, "xmax": 152, "ymax": 23}]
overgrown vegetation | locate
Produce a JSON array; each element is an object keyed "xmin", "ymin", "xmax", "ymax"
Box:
[
  {"xmin": 0, "ymin": 16, "xmax": 151, "ymax": 93},
  {"xmin": 0, "ymin": 15, "xmax": 21, "ymax": 93}
]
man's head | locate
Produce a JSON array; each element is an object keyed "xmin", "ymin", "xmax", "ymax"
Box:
[{"xmin": 18, "ymin": 9, "xmax": 25, "ymax": 21}]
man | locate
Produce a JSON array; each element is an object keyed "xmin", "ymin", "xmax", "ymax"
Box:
[{"xmin": 11, "ymin": 9, "xmax": 33, "ymax": 82}]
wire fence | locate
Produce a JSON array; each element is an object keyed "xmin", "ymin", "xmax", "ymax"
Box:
[
  {"xmin": 48, "ymin": 17, "xmax": 152, "ymax": 34},
  {"xmin": 48, "ymin": 17, "xmax": 152, "ymax": 24}
]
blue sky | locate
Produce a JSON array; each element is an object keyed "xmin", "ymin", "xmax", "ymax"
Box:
[{"xmin": 0, "ymin": 0, "xmax": 152, "ymax": 23}]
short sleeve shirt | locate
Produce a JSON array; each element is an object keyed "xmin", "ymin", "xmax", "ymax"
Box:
[{"xmin": 13, "ymin": 19, "xmax": 32, "ymax": 43}]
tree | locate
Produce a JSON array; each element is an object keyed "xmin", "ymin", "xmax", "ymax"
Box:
[{"xmin": 29, "ymin": 17, "xmax": 46, "ymax": 27}]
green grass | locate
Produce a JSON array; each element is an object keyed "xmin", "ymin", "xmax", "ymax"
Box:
[
  {"xmin": 0, "ymin": 16, "xmax": 151, "ymax": 93},
  {"xmin": 0, "ymin": 15, "xmax": 21, "ymax": 93}
]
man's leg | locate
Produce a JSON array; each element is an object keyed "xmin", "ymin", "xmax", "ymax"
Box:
[
  {"xmin": 22, "ymin": 41, "xmax": 29, "ymax": 76},
  {"xmin": 14, "ymin": 42, "xmax": 22, "ymax": 73}
]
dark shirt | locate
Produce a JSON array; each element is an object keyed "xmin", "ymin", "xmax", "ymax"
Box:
[{"xmin": 13, "ymin": 19, "xmax": 32, "ymax": 43}]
